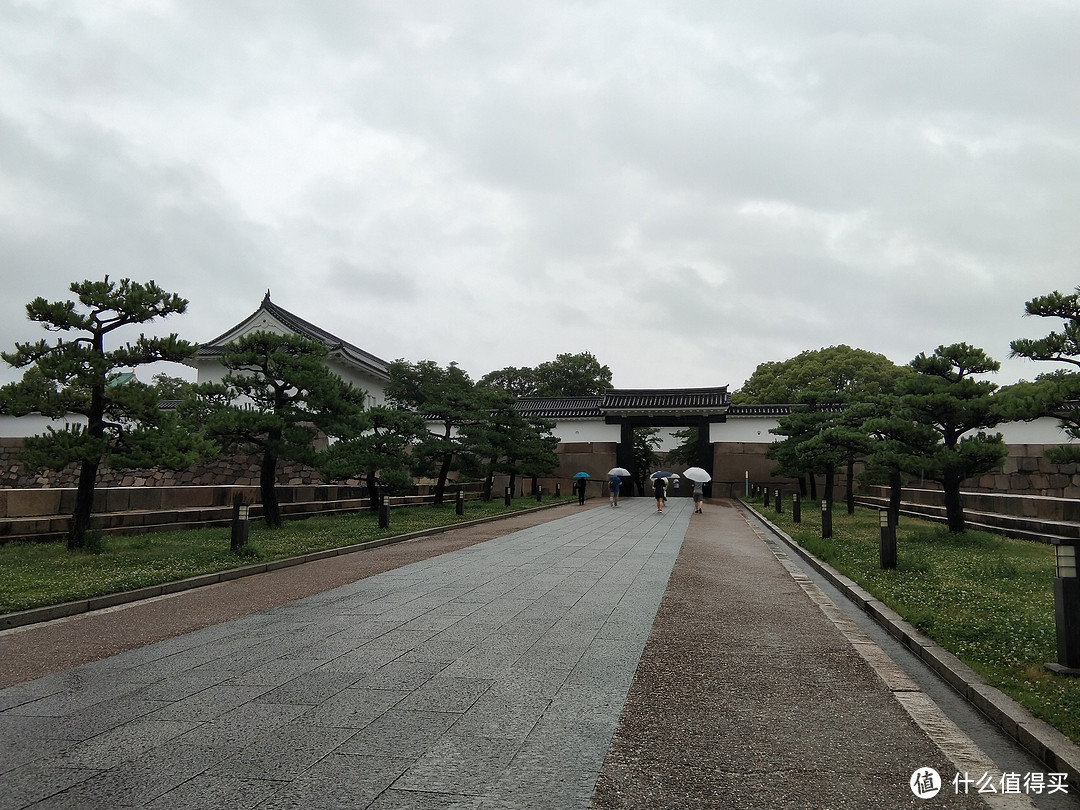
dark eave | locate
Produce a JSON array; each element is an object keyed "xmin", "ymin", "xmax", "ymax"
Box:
[
  {"xmin": 727, "ymin": 403, "xmax": 845, "ymax": 416},
  {"xmin": 600, "ymin": 386, "xmax": 729, "ymax": 416},
  {"xmin": 727, "ymin": 404, "xmax": 795, "ymax": 417},
  {"xmin": 516, "ymin": 387, "xmax": 731, "ymax": 420},
  {"xmin": 514, "ymin": 396, "xmax": 605, "ymax": 419}
]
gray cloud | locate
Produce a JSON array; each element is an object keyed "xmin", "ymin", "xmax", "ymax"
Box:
[{"xmin": 2, "ymin": 0, "xmax": 1077, "ymax": 392}]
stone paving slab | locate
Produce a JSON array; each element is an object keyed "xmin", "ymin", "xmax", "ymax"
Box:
[{"xmin": 0, "ymin": 499, "xmax": 689, "ymax": 810}]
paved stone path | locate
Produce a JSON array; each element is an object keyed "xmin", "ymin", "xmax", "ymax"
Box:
[
  {"xmin": 1, "ymin": 500, "xmax": 688, "ymax": 809},
  {"xmin": 1, "ymin": 497, "xmax": 1066, "ymax": 809}
]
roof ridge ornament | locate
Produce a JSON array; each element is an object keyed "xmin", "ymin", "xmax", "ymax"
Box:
[{"xmin": 262, "ymin": 289, "xmax": 272, "ymax": 305}]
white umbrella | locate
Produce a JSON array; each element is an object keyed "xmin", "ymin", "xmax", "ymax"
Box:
[
  {"xmin": 607, "ymin": 467, "xmax": 631, "ymax": 477},
  {"xmin": 683, "ymin": 467, "xmax": 712, "ymax": 483}
]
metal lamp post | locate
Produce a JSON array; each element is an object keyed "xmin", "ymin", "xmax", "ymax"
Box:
[
  {"xmin": 879, "ymin": 509, "xmax": 897, "ymax": 570},
  {"xmin": 1047, "ymin": 538, "xmax": 1080, "ymax": 676},
  {"xmin": 230, "ymin": 499, "xmax": 250, "ymax": 551}
]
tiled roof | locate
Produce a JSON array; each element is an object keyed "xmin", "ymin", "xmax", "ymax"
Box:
[
  {"xmin": 514, "ymin": 397, "xmax": 605, "ymax": 419},
  {"xmin": 727, "ymin": 403, "xmax": 845, "ymax": 416},
  {"xmin": 727, "ymin": 404, "xmax": 795, "ymax": 416},
  {"xmin": 516, "ymin": 388, "xmax": 731, "ymax": 418},
  {"xmin": 600, "ymin": 387, "xmax": 729, "ymax": 413},
  {"xmin": 107, "ymin": 372, "xmax": 138, "ymax": 387},
  {"xmin": 195, "ymin": 293, "xmax": 390, "ymax": 378}
]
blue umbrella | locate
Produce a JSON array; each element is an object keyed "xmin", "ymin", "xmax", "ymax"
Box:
[
  {"xmin": 650, "ymin": 471, "xmax": 675, "ymax": 479},
  {"xmin": 573, "ymin": 472, "xmax": 591, "ymax": 478}
]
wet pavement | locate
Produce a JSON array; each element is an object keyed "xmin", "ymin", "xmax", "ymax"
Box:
[{"xmin": 0, "ymin": 498, "xmax": 1075, "ymax": 809}]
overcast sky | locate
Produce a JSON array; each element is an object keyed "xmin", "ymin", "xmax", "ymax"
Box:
[{"xmin": 2, "ymin": 1, "xmax": 1078, "ymax": 393}]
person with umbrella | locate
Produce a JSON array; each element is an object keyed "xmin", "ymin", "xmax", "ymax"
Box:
[
  {"xmin": 606, "ymin": 467, "xmax": 629, "ymax": 509},
  {"xmin": 652, "ymin": 474, "xmax": 667, "ymax": 513},
  {"xmin": 608, "ymin": 473, "xmax": 622, "ymax": 507},
  {"xmin": 574, "ymin": 472, "xmax": 589, "ymax": 505},
  {"xmin": 683, "ymin": 467, "xmax": 711, "ymax": 514}
]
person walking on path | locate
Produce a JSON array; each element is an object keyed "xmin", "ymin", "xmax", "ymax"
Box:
[
  {"xmin": 609, "ymin": 474, "xmax": 622, "ymax": 507},
  {"xmin": 693, "ymin": 480, "xmax": 704, "ymax": 513},
  {"xmin": 653, "ymin": 475, "xmax": 666, "ymax": 513},
  {"xmin": 577, "ymin": 476, "xmax": 587, "ymax": 505}
]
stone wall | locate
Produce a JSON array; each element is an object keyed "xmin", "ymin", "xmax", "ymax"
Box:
[
  {"xmin": 968, "ymin": 444, "xmax": 1080, "ymax": 499},
  {"xmin": 0, "ymin": 438, "xmax": 345, "ymax": 489},
  {"xmin": 712, "ymin": 441, "xmax": 1080, "ymax": 501},
  {"xmin": 4, "ymin": 436, "xmax": 1077, "ymax": 499}
]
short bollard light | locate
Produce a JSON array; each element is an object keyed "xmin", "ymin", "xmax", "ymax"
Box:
[
  {"xmin": 879, "ymin": 509, "xmax": 897, "ymax": 570},
  {"xmin": 555, "ymin": 482, "xmax": 561, "ymax": 497},
  {"xmin": 774, "ymin": 489, "xmax": 782, "ymax": 514},
  {"xmin": 821, "ymin": 499, "xmax": 832, "ymax": 539},
  {"xmin": 745, "ymin": 471, "xmax": 749, "ymax": 497},
  {"xmin": 456, "ymin": 490, "xmax": 465, "ymax": 516},
  {"xmin": 763, "ymin": 488, "xmax": 770, "ymax": 508},
  {"xmin": 1047, "ymin": 538, "xmax": 1080, "ymax": 676},
  {"xmin": 504, "ymin": 486, "xmax": 512, "ymax": 507},
  {"xmin": 230, "ymin": 499, "xmax": 250, "ymax": 551},
  {"xmin": 378, "ymin": 497, "xmax": 390, "ymax": 529},
  {"xmin": 792, "ymin": 492, "xmax": 801, "ymax": 524},
  {"xmin": 536, "ymin": 485, "xmax": 543, "ymax": 503}
]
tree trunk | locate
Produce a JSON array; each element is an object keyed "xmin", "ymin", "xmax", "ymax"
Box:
[
  {"xmin": 845, "ymin": 457, "xmax": 856, "ymax": 514},
  {"xmin": 70, "ymin": 364, "xmax": 107, "ymax": 550},
  {"xmin": 433, "ymin": 452, "xmax": 453, "ymax": 505},
  {"xmin": 824, "ymin": 465, "xmax": 835, "ymax": 508},
  {"xmin": 808, "ymin": 474, "xmax": 818, "ymax": 502},
  {"xmin": 943, "ymin": 470, "xmax": 965, "ymax": 533},
  {"xmin": 261, "ymin": 446, "xmax": 282, "ymax": 529},
  {"xmin": 799, "ymin": 475, "xmax": 807, "ymax": 497},
  {"xmin": 888, "ymin": 467, "xmax": 902, "ymax": 528},
  {"xmin": 68, "ymin": 457, "xmax": 100, "ymax": 550},
  {"xmin": 484, "ymin": 471, "xmax": 494, "ymax": 501},
  {"xmin": 365, "ymin": 471, "xmax": 379, "ymax": 511},
  {"xmin": 508, "ymin": 472, "xmax": 518, "ymax": 498}
]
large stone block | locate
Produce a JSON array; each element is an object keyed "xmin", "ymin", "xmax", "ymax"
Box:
[
  {"xmin": 1030, "ymin": 473, "xmax": 1051, "ymax": 492},
  {"xmin": 98, "ymin": 489, "xmax": 132, "ymax": 513},
  {"xmin": 1, "ymin": 489, "xmax": 64, "ymax": 517},
  {"xmin": 124, "ymin": 487, "xmax": 165, "ymax": 511}
]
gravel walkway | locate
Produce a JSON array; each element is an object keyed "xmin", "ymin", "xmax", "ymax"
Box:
[{"xmin": 591, "ymin": 500, "xmax": 992, "ymax": 810}]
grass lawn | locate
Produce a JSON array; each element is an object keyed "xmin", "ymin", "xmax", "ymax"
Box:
[
  {"xmin": 0, "ymin": 495, "xmax": 572, "ymax": 615},
  {"xmin": 742, "ymin": 495, "xmax": 1080, "ymax": 747}
]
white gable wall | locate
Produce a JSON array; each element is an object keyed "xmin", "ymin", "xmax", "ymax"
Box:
[{"xmin": 193, "ymin": 310, "xmax": 387, "ymax": 407}]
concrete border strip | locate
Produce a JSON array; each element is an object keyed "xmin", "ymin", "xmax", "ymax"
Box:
[{"xmin": 735, "ymin": 499, "xmax": 1080, "ymax": 796}]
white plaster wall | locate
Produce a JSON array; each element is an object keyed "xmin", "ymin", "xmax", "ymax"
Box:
[
  {"xmin": 0, "ymin": 414, "xmax": 86, "ymax": 438},
  {"xmin": 712, "ymin": 417, "xmax": 782, "ymax": 443},
  {"xmin": 993, "ymin": 417, "xmax": 1075, "ymax": 445},
  {"xmin": 713, "ymin": 415, "xmax": 1074, "ymax": 446},
  {"xmin": 552, "ymin": 419, "xmax": 622, "ymax": 443},
  {"xmin": 195, "ymin": 357, "xmax": 384, "ymax": 406}
]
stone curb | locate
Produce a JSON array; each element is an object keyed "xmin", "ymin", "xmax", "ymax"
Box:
[
  {"xmin": 0, "ymin": 501, "xmax": 570, "ymax": 632},
  {"xmin": 736, "ymin": 499, "xmax": 1080, "ymax": 793}
]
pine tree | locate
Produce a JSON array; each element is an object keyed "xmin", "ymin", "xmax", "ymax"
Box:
[{"xmin": 0, "ymin": 278, "xmax": 203, "ymax": 549}]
